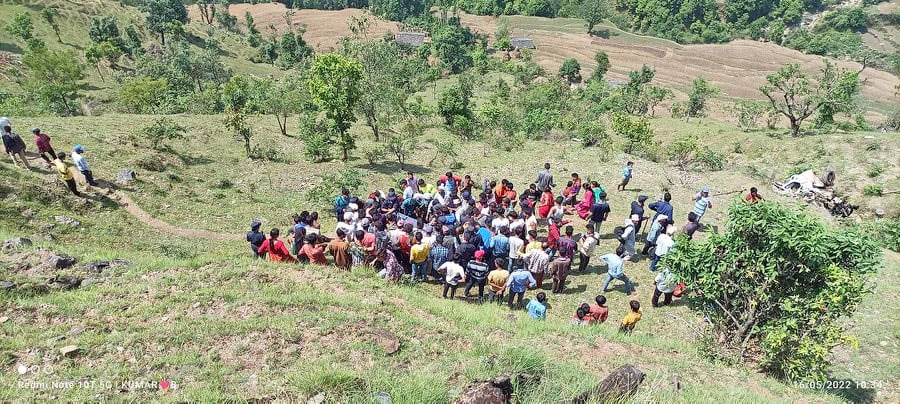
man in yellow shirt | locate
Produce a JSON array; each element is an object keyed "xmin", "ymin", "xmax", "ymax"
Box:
[
  {"xmin": 409, "ymin": 232, "xmax": 430, "ymax": 282},
  {"xmin": 486, "ymin": 258, "xmax": 510, "ymax": 304},
  {"xmin": 53, "ymin": 152, "xmax": 81, "ymax": 197},
  {"xmin": 619, "ymin": 300, "xmax": 642, "ymax": 333}
]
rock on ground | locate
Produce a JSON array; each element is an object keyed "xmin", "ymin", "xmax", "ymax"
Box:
[
  {"xmin": 2, "ymin": 237, "xmax": 32, "ymax": 252},
  {"xmin": 115, "ymin": 169, "xmax": 137, "ymax": 185},
  {"xmin": 456, "ymin": 375, "xmax": 514, "ymax": 404},
  {"xmin": 568, "ymin": 364, "xmax": 645, "ymax": 404},
  {"xmin": 46, "ymin": 254, "xmax": 77, "ymax": 269},
  {"xmin": 53, "ymin": 216, "xmax": 80, "ymax": 227},
  {"xmin": 60, "ymin": 345, "xmax": 81, "ymax": 358}
]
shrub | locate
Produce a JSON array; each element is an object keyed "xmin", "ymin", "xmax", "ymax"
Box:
[
  {"xmin": 140, "ymin": 117, "xmax": 186, "ymax": 150},
  {"xmin": 698, "ymin": 147, "xmax": 725, "ymax": 171},
  {"xmin": 450, "ymin": 115, "xmax": 475, "ymax": 140},
  {"xmin": 303, "ymin": 131, "xmax": 332, "ymax": 163},
  {"xmin": 364, "ymin": 146, "xmax": 386, "ymax": 166},
  {"xmin": 304, "ymin": 170, "xmax": 364, "ymax": 209},
  {"xmin": 610, "ymin": 113, "xmax": 653, "ymax": 154},
  {"xmin": 859, "ymin": 220, "xmax": 900, "ymax": 252},
  {"xmin": 667, "ymin": 134, "xmax": 700, "ymax": 169},
  {"xmin": 119, "ymin": 77, "xmax": 169, "ymax": 113},
  {"xmin": 666, "ymin": 201, "xmax": 880, "ymax": 382},
  {"xmin": 730, "ymin": 100, "xmax": 766, "ymax": 132},
  {"xmin": 427, "ymin": 137, "xmax": 459, "ymax": 167},
  {"xmin": 558, "ymin": 58, "xmax": 581, "ymax": 83},
  {"xmin": 577, "ymin": 118, "xmax": 608, "ymax": 147},
  {"xmin": 863, "ymin": 184, "xmax": 883, "ymax": 196},
  {"xmin": 867, "ymin": 164, "xmax": 884, "ymax": 178}
]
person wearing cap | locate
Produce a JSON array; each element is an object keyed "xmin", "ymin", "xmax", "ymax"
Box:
[
  {"xmin": 642, "ymin": 214, "xmax": 668, "ymax": 256},
  {"xmin": 464, "ymin": 249, "xmax": 490, "ymax": 300},
  {"xmin": 631, "ymin": 195, "xmax": 649, "ymax": 234},
  {"xmin": 32, "ymin": 128, "xmax": 57, "ymax": 166},
  {"xmin": 692, "ymin": 187, "xmax": 713, "ymax": 223},
  {"xmin": 649, "ymin": 225, "xmax": 676, "ymax": 272},
  {"xmin": 2, "ymin": 123, "xmax": 29, "ymax": 169},
  {"xmin": 71, "ymin": 145, "xmax": 99, "ymax": 186},
  {"xmin": 247, "ymin": 221, "xmax": 266, "ymax": 259},
  {"xmin": 653, "ymin": 267, "xmax": 677, "ymax": 307},
  {"xmin": 53, "ymin": 152, "xmax": 81, "ymax": 196},
  {"xmin": 620, "ymin": 215, "xmax": 639, "ymax": 260}
]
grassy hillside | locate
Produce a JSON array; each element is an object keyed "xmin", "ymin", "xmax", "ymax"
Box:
[{"xmin": 0, "ymin": 111, "xmax": 898, "ymax": 401}]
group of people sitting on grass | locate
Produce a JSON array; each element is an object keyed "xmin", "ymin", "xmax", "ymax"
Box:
[
  {"xmin": 247, "ymin": 162, "xmax": 766, "ymax": 329},
  {"xmin": 2, "ymin": 117, "xmax": 99, "ymax": 197}
]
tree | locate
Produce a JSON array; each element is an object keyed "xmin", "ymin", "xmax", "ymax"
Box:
[
  {"xmin": 196, "ymin": 0, "xmax": 217, "ymax": 24},
  {"xmin": 590, "ymin": 51, "xmax": 610, "ymax": 82},
  {"xmin": 559, "ymin": 58, "xmax": 582, "ymax": 83},
  {"xmin": 141, "ymin": 0, "xmax": 188, "ymax": 45},
  {"xmin": 40, "ymin": 8, "xmax": 63, "ymax": 43},
  {"xmin": 581, "ymin": 0, "xmax": 606, "ymax": 34},
  {"xmin": 621, "ymin": 64, "xmax": 655, "ymax": 115},
  {"xmin": 308, "ymin": 53, "xmax": 363, "ymax": 161},
  {"xmin": 682, "ymin": 77, "xmax": 719, "ymax": 121},
  {"xmin": 611, "ymin": 112, "xmax": 653, "ymax": 154},
  {"xmin": 667, "ymin": 133, "xmax": 700, "ymax": 169},
  {"xmin": 141, "ymin": 117, "xmax": 186, "ymax": 149},
  {"xmin": 123, "ymin": 25, "xmax": 143, "ymax": 56},
  {"xmin": 85, "ymin": 45, "xmax": 105, "ymax": 81},
  {"xmin": 665, "ymin": 201, "xmax": 879, "ymax": 382},
  {"xmin": 384, "ymin": 120, "xmax": 422, "ymax": 169},
  {"xmin": 5, "ymin": 13, "xmax": 43, "ymax": 51},
  {"xmin": 370, "ymin": 0, "xmax": 431, "ymax": 21},
  {"xmin": 89, "ymin": 16, "xmax": 124, "ymax": 51},
  {"xmin": 729, "ymin": 100, "xmax": 766, "ymax": 132},
  {"xmin": 344, "ymin": 33, "xmax": 425, "ymax": 141},
  {"xmin": 438, "ymin": 80, "xmax": 474, "ymax": 125},
  {"xmin": 253, "ymin": 75, "xmax": 310, "ymax": 136},
  {"xmin": 760, "ymin": 62, "xmax": 862, "ymax": 136},
  {"xmin": 433, "ymin": 23, "xmax": 474, "ymax": 74},
  {"xmin": 21, "ymin": 49, "xmax": 86, "ymax": 116},
  {"xmin": 215, "ymin": 1, "xmax": 238, "ymax": 31},
  {"xmin": 224, "ymin": 110, "xmax": 254, "ymax": 158},
  {"xmin": 645, "ymin": 86, "xmax": 673, "ymax": 117}
]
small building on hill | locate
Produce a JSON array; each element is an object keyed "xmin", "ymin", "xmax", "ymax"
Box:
[
  {"xmin": 510, "ymin": 37, "xmax": 535, "ymax": 50},
  {"xmin": 395, "ymin": 32, "xmax": 428, "ymax": 47}
]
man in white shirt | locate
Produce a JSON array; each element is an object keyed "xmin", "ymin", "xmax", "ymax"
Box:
[
  {"xmin": 577, "ymin": 223, "xmax": 599, "ymax": 272},
  {"xmin": 650, "ymin": 225, "xmax": 675, "ymax": 272},
  {"xmin": 440, "ymin": 261, "xmax": 466, "ymax": 299}
]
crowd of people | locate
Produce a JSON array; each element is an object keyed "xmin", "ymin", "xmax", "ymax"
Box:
[
  {"xmin": 246, "ymin": 162, "xmax": 764, "ymax": 332},
  {"xmin": 2, "ymin": 117, "xmax": 98, "ymax": 196}
]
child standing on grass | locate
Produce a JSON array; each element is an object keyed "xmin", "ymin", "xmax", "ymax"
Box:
[
  {"xmin": 526, "ymin": 292, "xmax": 547, "ymax": 320},
  {"xmin": 618, "ymin": 161, "xmax": 634, "ymax": 191},
  {"xmin": 619, "ymin": 300, "xmax": 642, "ymax": 333},
  {"xmin": 257, "ymin": 228, "xmax": 298, "ymax": 264}
]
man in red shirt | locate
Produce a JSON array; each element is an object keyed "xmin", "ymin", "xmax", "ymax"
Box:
[
  {"xmin": 33, "ymin": 128, "xmax": 57, "ymax": 166},
  {"xmin": 589, "ymin": 295, "xmax": 609, "ymax": 324},
  {"xmin": 745, "ymin": 187, "xmax": 764, "ymax": 204}
]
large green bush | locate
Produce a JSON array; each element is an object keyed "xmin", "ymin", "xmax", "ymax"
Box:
[{"xmin": 665, "ymin": 201, "xmax": 880, "ymax": 382}]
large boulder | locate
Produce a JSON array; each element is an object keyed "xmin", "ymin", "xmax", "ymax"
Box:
[
  {"xmin": 568, "ymin": 364, "xmax": 645, "ymax": 404},
  {"xmin": 2, "ymin": 237, "xmax": 32, "ymax": 252},
  {"xmin": 456, "ymin": 375, "xmax": 514, "ymax": 404},
  {"xmin": 115, "ymin": 169, "xmax": 137, "ymax": 185}
]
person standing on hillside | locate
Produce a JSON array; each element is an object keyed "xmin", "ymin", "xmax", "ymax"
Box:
[
  {"xmin": 600, "ymin": 246, "xmax": 633, "ymax": 294},
  {"xmin": 410, "ymin": 232, "xmax": 430, "ymax": 281},
  {"xmin": 32, "ymin": 128, "xmax": 57, "ymax": 167},
  {"xmin": 505, "ymin": 267, "xmax": 536, "ymax": 309},
  {"xmin": 692, "ymin": 187, "xmax": 713, "ymax": 225},
  {"xmin": 440, "ymin": 260, "xmax": 466, "ymax": 299},
  {"xmin": 334, "ymin": 188, "xmax": 351, "ymax": 219},
  {"xmin": 53, "ymin": 152, "xmax": 81, "ymax": 196},
  {"xmin": 649, "ymin": 192, "xmax": 674, "ymax": 225},
  {"xmin": 536, "ymin": 184, "xmax": 555, "ymax": 219},
  {"xmin": 577, "ymin": 223, "xmax": 599, "ymax": 273},
  {"xmin": 649, "ymin": 225, "xmax": 675, "ymax": 272},
  {"xmin": 247, "ymin": 221, "xmax": 266, "ymax": 259},
  {"xmin": 535, "ymin": 162, "xmax": 554, "ymax": 192},
  {"xmin": 588, "ymin": 192, "xmax": 610, "ymax": 233},
  {"xmin": 652, "ymin": 267, "xmax": 677, "ymax": 307},
  {"xmin": 617, "ymin": 161, "xmax": 634, "ymax": 191},
  {"xmin": 328, "ymin": 229, "xmax": 352, "ymax": 271},
  {"xmin": 522, "ymin": 239, "xmax": 550, "ymax": 289},
  {"xmin": 631, "ymin": 195, "xmax": 648, "ymax": 233},
  {"xmin": 642, "ymin": 215, "xmax": 668, "ymax": 256},
  {"xmin": 575, "ymin": 183, "xmax": 594, "ymax": 220},
  {"xmin": 257, "ymin": 228, "xmax": 298, "ymax": 263},
  {"xmin": 487, "ymin": 258, "xmax": 510, "ymax": 304},
  {"xmin": 71, "ymin": 145, "xmax": 99, "ymax": 186},
  {"xmin": 2, "ymin": 124, "xmax": 30, "ymax": 169},
  {"xmin": 464, "ymin": 250, "xmax": 490, "ymax": 301},
  {"xmin": 620, "ymin": 215, "xmax": 639, "ymax": 260},
  {"xmin": 680, "ymin": 212, "xmax": 701, "ymax": 240}
]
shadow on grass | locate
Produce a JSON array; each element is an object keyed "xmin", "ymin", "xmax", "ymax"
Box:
[
  {"xmin": 356, "ymin": 161, "xmax": 428, "ymax": 175},
  {"xmin": 822, "ymin": 378, "xmax": 876, "ymax": 404},
  {"xmin": 0, "ymin": 42, "xmax": 23, "ymax": 54}
]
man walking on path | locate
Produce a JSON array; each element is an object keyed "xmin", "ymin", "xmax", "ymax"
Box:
[
  {"xmin": 33, "ymin": 128, "xmax": 57, "ymax": 166},
  {"xmin": 53, "ymin": 152, "xmax": 81, "ymax": 196},
  {"xmin": 2, "ymin": 124, "xmax": 30, "ymax": 169},
  {"xmin": 600, "ymin": 246, "xmax": 633, "ymax": 294},
  {"xmin": 71, "ymin": 145, "xmax": 99, "ymax": 186}
]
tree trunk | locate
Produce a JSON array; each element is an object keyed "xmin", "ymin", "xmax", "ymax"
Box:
[
  {"xmin": 790, "ymin": 118, "xmax": 800, "ymax": 137},
  {"xmin": 366, "ymin": 113, "xmax": 379, "ymax": 141},
  {"xmin": 277, "ymin": 115, "xmax": 287, "ymax": 136},
  {"xmin": 160, "ymin": 30, "xmax": 165, "ymax": 45},
  {"xmin": 55, "ymin": 29, "xmax": 62, "ymax": 43},
  {"xmin": 243, "ymin": 136, "xmax": 251, "ymax": 158},
  {"xmin": 96, "ymin": 65, "xmax": 104, "ymax": 82},
  {"xmin": 342, "ymin": 146, "xmax": 349, "ymax": 161}
]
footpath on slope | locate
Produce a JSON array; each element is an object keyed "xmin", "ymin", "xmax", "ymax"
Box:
[{"xmin": 25, "ymin": 155, "xmax": 242, "ymax": 241}]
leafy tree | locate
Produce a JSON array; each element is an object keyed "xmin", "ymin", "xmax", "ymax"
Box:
[
  {"xmin": 438, "ymin": 79, "xmax": 474, "ymax": 125},
  {"xmin": 141, "ymin": 0, "xmax": 188, "ymax": 45},
  {"xmin": 729, "ymin": 100, "xmax": 767, "ymax": 132},
  {"xmin": 40, "ymin": 7, "xmax": 63, "ymax": 43},
  {"xmin": 196, "ymin": 0, "xmax": 217, "ymax": 24},
  {"xmin": 760, "ymin": 62, "xmax": 862, "ymax": 136},
  {"xmin": 223, "ymin": 110, "xmax": 254, "ymax": 158},
  {"xmin": 141, "ymin": 117, "xmax": 187, "ymax": 150},
  {"xmin": 645, "ymin": 86, "xmax": 673, "ymax": 117},
  {"xmin": 427, "ymin": 137, "xmax": 459, "ymax": 167},
  {"xmin": 384, "ymin": 120, "xmax": 422, "ymax": 169},
  {"xmin": 559, "ymin": 58, "xmax": 582, "ymax": 83},
  {"xmin": 5, "ymin": 13, "xmax": 44, "ymax": 51},
  {"xmin": 299, "ymin": 115, "xmax": 335, "ymax": 163},
  {"xmin": 611, "ymin": 112, "xmax": 653, "ymax": 154},
  {"xmin": 215, "ymin": 1, "xmax": 239, "ymax": 31},
  {"xmin": 666, "ymin": 201, "xmax": 879, "ymax": 382},
  {"xmin": 253, "ymin": 75, "xmax": 311, "ymax": 136},
  {"xmin": 433, "ymin": 22, "xmax": 475, "ymax": 74},
  {"xmin": 99, "ymin": 41, "xmax": 124, "ymax": 68},
  {"xmin": 581, "ymin": 0, "xmax": 606, "ymax": 34},
  {"xmin": 621, "ymin": 64, "xmax": 655, "ymax": 115},
  {"xmin": 577, "ymin": 117, "xmax": 608, "ymax": 148},
  {"xmin": 276, "ymin": 31, "xmax": 313, "ymax": 68},
  {"xmin": 371, "ymin": 0, "xmax": 432, "ymax": 21},
  {"xmin": 590, "ymin": 51, "xmax": 610, "ymax": 82},
  {"xmin": 21, "ymin": 49, "xmax": 85, "ymax": 116},
  {"xmin": 682, "ymin": 77, "xmax": 719, "ymax": 120},
  {"xmin": 89, "ymin": 16, "xmax": 125, "ymax": 51},
  {"xmin": 307, "ymin": 53, "xmax": 364, "ymax": 161},
  {"xmin": 118, "ymin": 77, "xmax": 169, "ymax": 113},
  {"xmin": 667, "ymin": 133, "xmax": 700, "ymax": 169},
  {"xmin": 123, "ymin": 25, "xmax": 144, "ymax": 56},
  {"xmin": 85, "ymin": 45, "xmax": 105, "ymax": 81},
  {"xmin": 245, "ymin": 11, "xmax": 259, "ymax": 35}
]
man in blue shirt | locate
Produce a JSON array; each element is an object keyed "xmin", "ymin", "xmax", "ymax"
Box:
[
  {"xmin": 599, "ymin": 246, "xmax": 634, "ymax": 294},
  {"xmin": 649, "ymin": 192, "xmax": 674, "ymax": 225},
  {"xmin": 490, "ymin": 227, "xmax": 510, "ymax": 263},
  {"xmin": 505, "ymin": 267, "xmax": 536, "ymax": 308},
  {"xmin": 526, "ymin": 292, "xmax": 547, "ymax": 320}
]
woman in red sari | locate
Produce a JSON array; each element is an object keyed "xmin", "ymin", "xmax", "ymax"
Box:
[
  {"xmin": 575, "ymin": 183, "xmax": 594, "ymax": 219},
  {"xmin": 537, "ymin": 185, "xmax": 555, "ymax": 219}
]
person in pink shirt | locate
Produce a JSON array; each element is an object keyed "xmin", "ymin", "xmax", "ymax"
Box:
[{"xmin": 32, "ymin": 128, "xmax": 57, "ymax": 166}]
